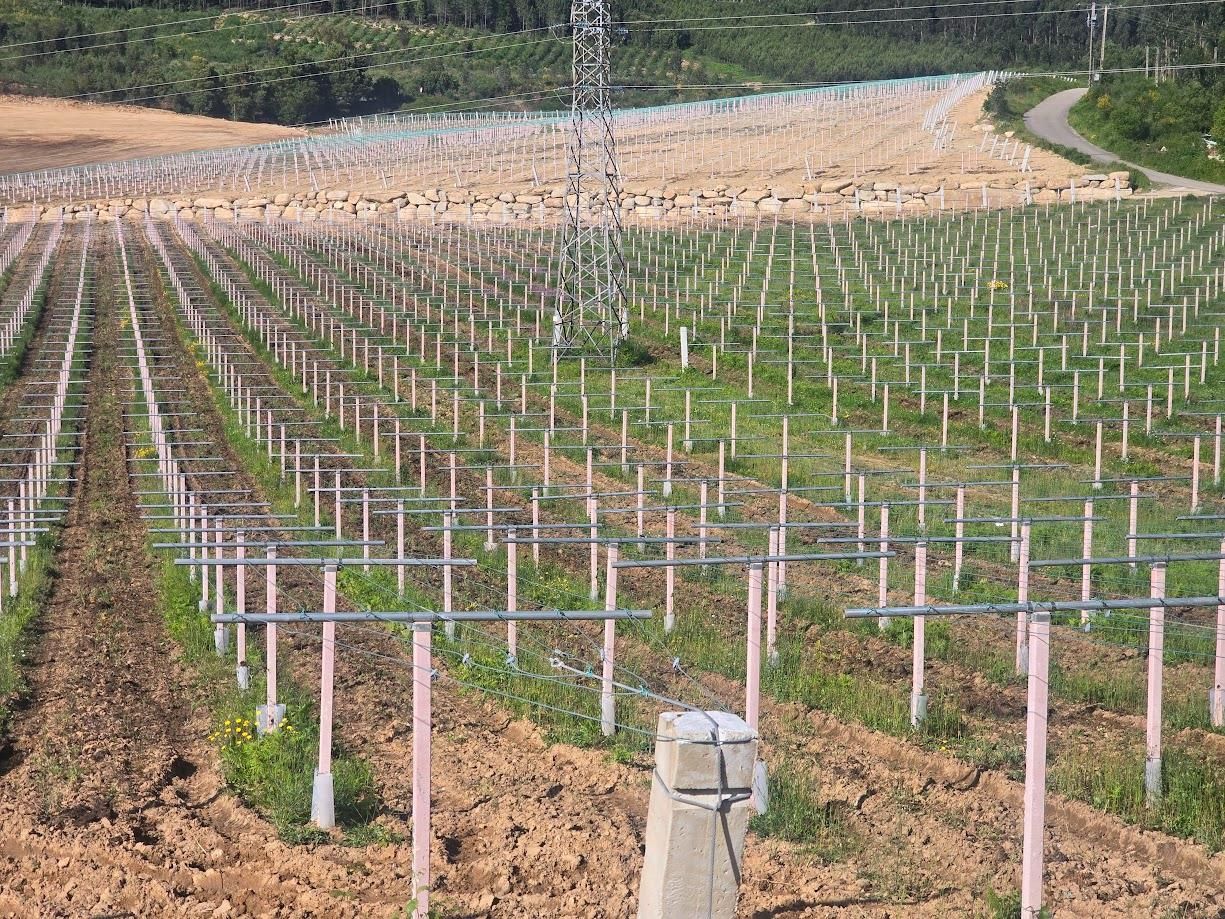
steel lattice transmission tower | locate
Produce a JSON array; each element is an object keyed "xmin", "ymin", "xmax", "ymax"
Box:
[{"xmin": 554, "ymin": 0, "xmax": 627, "ymax": 361}]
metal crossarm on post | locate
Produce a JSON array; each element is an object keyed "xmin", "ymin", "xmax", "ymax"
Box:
[
  {"xmin": 210, "ymin": 609, "xmax": 653, "ymax": 624},
  {"xmin": 615, "ymin": 550, "xmax": 893, "ymax": 568},
  {"xmin": 846, "ymin": 596, "xmax": 1225, "ymax": 618},
  {"xmin": 843, "ymin": 588, "xmax": 1225, "ymax": 919},
  {"xmin": 174, "ymin": 556, "xmax": 478, "ymax": 568},
  {"xmin": 617, "ymin": 546, "xmax": 892, "ymax": 736}
]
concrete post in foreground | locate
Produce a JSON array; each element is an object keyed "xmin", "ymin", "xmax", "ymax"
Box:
[
  {"xmin": 637, "ymin": 710, "xmax": 757, "ymax": 919},
  {"xmin": 1213, "ymin": 543, "xmax": 1225, "ymax": 728}
]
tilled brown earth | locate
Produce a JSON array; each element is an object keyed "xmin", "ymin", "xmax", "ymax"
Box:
[
  {"xmin": 0, "ymin": 219, "xmax": 1222, "ymax": 919},
  {"xmin": 0, "ymin": 223, "xmax": 667, "ymax": 919},
  {"xmin": 0, "ymin": 235, "xmax": 404, "ymax": 918},
  {"xmin": 167, "ymin": 220, "xmax": 1225, "ymax": 916},
  {"xmin": 180, "ymin": 225, "xmax": 1225, "ymax": 917}
]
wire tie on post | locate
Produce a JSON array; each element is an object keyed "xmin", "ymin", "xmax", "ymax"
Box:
[{"xmin": 649, "ymin": 767, "xmax": 751, "ymax": 813}]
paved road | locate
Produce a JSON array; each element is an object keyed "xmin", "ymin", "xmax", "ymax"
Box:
[{"xmin": 1025, "ymin": 87, "xmax": 1225, "ymax": 195}]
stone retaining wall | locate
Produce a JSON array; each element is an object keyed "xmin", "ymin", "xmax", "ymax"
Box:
[{"xmin": 5, "ymin": 172, "xmax": 1134, "ymax": 223}]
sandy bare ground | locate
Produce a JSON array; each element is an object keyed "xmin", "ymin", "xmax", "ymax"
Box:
[
  {"xmin": 0, "ymin": 95, "xmax": 302, "ymax": 176},
  {"xmin": 0, "ymin": 81, "xmax": 1081, "ymax": 209}
]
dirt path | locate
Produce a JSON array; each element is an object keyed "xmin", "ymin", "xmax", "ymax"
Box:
[
  {"xmin": 0, "ymin": 229, "xmax": 196, "ymax": 913},
  {"xmin": 0, "ymin": 228, "xmax": 403, "ymax": 917},
  {"xmin": 139, "ymin": 207, "xmax": 656, "ymax": 919}
]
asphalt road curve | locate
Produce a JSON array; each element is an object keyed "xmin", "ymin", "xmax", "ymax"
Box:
[{"xmin": 1025, "ymin": 87, "xmax": 1225, "ymax": 195}]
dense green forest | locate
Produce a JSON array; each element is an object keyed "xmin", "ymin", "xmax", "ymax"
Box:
[{"xmin": 0, "ymin": 0, "xmax": 1222, "ymax": 124}]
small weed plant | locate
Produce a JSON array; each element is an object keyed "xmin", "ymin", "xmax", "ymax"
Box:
[{"xmin": 749, "ymin": 759, "xmax": 860, "ymax": 864}]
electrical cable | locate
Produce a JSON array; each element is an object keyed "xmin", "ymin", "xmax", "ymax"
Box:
[
  {"xmin": 0, "ymin": 0, "xmax": 344, "ymax": 50},
  {"xmin": 0, "ymin": 0, "xmax": 411, "ymax": 63},
  {"xmin": 612, "ymin": 0, "xmax": 1224, "ymax": 28},
  {"xmin": 58, "ymin": 28, "xmax": 559, "ymax": 103},
  {"xmin": 25, "ymin": 0, "xmax": 1224, "ymax": 111}
]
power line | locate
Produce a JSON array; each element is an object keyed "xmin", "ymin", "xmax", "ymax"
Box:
[
  {"xmin": 628, "ymin": 0, "xmax": 1223, "ymax": 34},
  {"xmin": 11, "ymin": 0, "xmax": 1213, "ymax": 56},
  {"xmin": 61, "ymin": 26, "xmax": 556, "ymax": 102},
  {"xmin": 66, "ymin": 35, "xmax": 559, "ymax": 107},
  {"xmin": 42, "ymin": 0, "xmax": 1223, "ymax": 110},
  {"xmin": 614, "ymin": 0, "xmax": 1157, "ymax": 27},
  {"xmin": 0, "ymin": 0, "xmax": 340, "ymax": 51},
  {"xmin": 0, "ymin": 0, "xmax": 411, "ymax": 64},
  {"xmin": 596, "ymin": 57, "xmax": 1225, "ymax": 94},
  {"xmin": 1106, "ymin": 2, "xmax": 1218, "ymax": 42}
]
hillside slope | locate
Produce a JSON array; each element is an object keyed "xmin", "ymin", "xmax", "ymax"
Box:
[{"xmin": 0, "ymin": 0, "xmax": 1221, "ymax": 124}]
